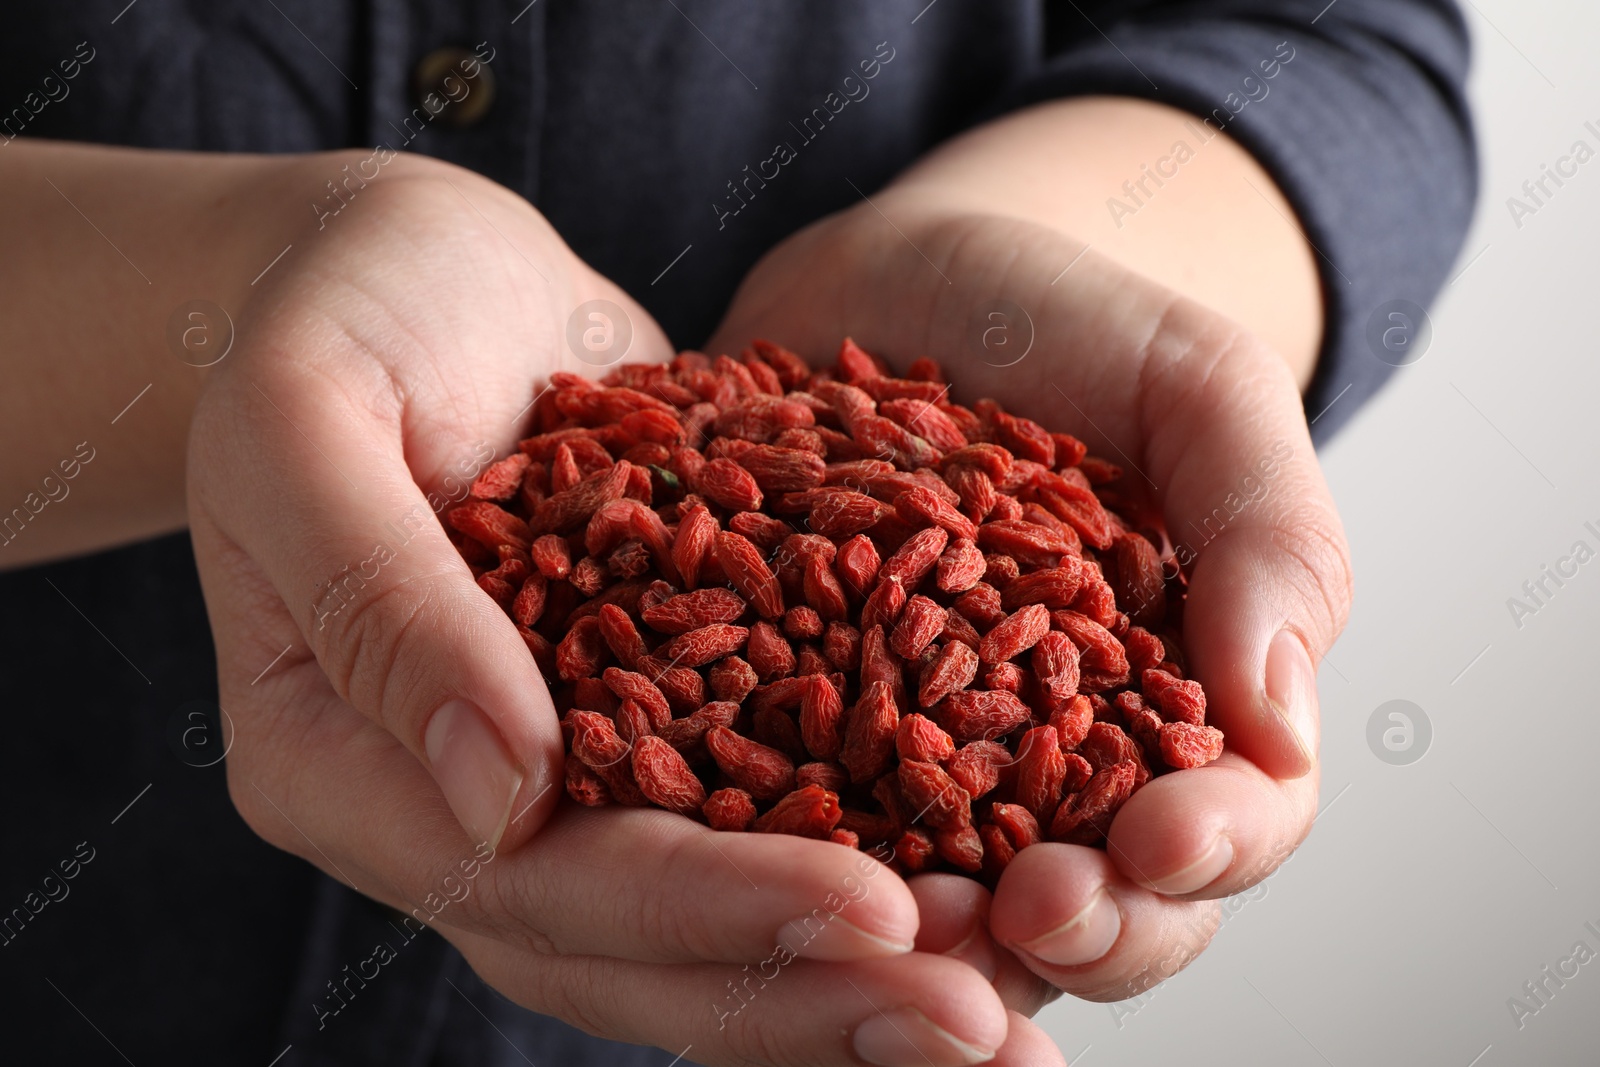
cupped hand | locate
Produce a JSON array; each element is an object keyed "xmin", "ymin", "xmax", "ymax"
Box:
[
  {"xmin": 188, "ymin": 155, "xmax": 1016, "ymax": 1066},
  {"xmin": 707, "ymin": 198, "xmax": 1349, "ymax": 1023}
]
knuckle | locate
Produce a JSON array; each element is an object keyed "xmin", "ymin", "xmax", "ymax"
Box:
[
  {"xmin": 718, "ymin": 1000, "xmax": 808, "ymax": 1067},
  {"xmin": 654, "ymin": 831, "xmax": 755, "ymax": 960},
  {"xmin": 527, "ymin": 958, "xmax": 633, "ymax": 1042},
  {"xmin": 471, "ymin": 859, "xmax": 563, "ymax": 957},
  {"xmin": 310, "ymin": 568, "xmax": 460, "ymax": 742},
  {"xmin": 1269, "ymin": 503, "xmax": 1353, "ymax": 645}
]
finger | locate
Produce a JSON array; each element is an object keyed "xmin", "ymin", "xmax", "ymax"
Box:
[
  {"xmin": 988, "ymin": 843, "xmax": 1221, "ymax": 1003},
  {"xmin": 1129, "ymin": 299, "xmax": 1349, "ymax": 781},
  {"xmin": 992, "ymin": 946, "xmax": 1062, "ymax": 1016},
  {"xmin": 493, "ymin": 806, "xmax": 921, "ymax": 963},
  {"xmin": 455, "ymin": 934, "xmax": 1011, "ymax": 1067},
  {"xmin": 213, "ymin": 649, "xmax": 921, "ymax": 965},
  {"xmin": 906, "ymin": 874, "xmax": 997, "ymax": 982},
  {"xmin": 1103, "ymin": 750, "xmax": 1317, "ymax": 898},
  {"xmin": 907, "ymin": 875, "xmax": 1063, "ymax": 1016},
  {"xmin": 989, "ymin": 1012, "xmax": 1069, "ymax": 1067}
]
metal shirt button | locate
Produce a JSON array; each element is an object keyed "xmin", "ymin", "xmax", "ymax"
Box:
[{"xmin": 411, "ymin": 46, "xmax": 495, "ymax": 129}]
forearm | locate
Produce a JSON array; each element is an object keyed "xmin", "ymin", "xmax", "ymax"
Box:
[
  {"xmin": 0, "ymin": 140, "xmax": 327, "ymax": 567},
  {"xmin": 878, "ymin": 96, "xmax": 1323, "ymax": 388}
]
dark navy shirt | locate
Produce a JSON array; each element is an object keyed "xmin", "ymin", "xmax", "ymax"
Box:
[{"xmin": 0, "ymin": 1, "xmax": 1474, "ymax": 1063}]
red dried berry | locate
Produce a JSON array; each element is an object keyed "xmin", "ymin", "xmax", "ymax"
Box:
[
  {"xmin": 641, "ymin": 587, "xmax": 748, "ymax": 635},
  {"xmin": 840, "ymin": 680, "xmax": 899, "ymax": 784},
  {"xmin": 595, "ymin": 603, "xmax": 645, "ymax": 668},
  {"xmin": 1013, "ymin": 725, "xmax": 1068, "ymax": 820},
  {"xmin": 703, "ymin": 787, "xmax": 757, "ymax": 831},
  {"xmin": 658, "ymin": 624, "xmax": 749, "ymax": 668},
  {"xmin": 879, "ymin": 527, "xmax": 949, "ymax": 593},
  {"xmin": 708, "ymin": 656, "xmax": 758, "ymax": 704},
  {"xmin": 715, "ymin": 530, "xmax": 784, "ymax": 619},
  {"xmin": 1143, "ymin": 668, "xmax": 1207, "ymax": 726},
  {"xmin": 632, "ymin": 736, "xmax": 707, "ymax": 815},
  {"xmin": 705, "ymin": 726, "xmax": 796, "ymax": 801},
  {"xmin": 917, "ymin": 640, "xmax": 980, "ymax": 709},
  {"xmin": 898, "ymin": 760, "xmax": 972, "ymax": 830},
  {"xmin": 747, "ymin": 620, "xmax": 797, "ymax": 682},
  {"xmin": 889, "ymin": 595, "xmax": 947, "ymax": 660},
  {"xmin": 799, "ymin": 673, "xmax": 846, "ymax": 760},
  {"xmin": 978, "ymin": 603, "xmax": 1051, "ymax": 665},
  {"xmin": 947, "ymin": 741, "xmax": 1011, "ymax": 800},
  {"xmin": 937, "ymin": 689, "xmax": 1031, "ymax": 743},
  {"xmin": 896, "ymin": 713, "xmax": 957, "ymax": 764},
  {"xmin": 1159, "ymin": 721, "xmax": 1225, "ymax": 769},
  {"xmin": 752, "ymin": 785, "xmax": 843, "ymax": 838}
]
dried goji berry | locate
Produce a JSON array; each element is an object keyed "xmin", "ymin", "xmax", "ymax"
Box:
[
  {"xmin": 937, "ymin": 689, "xmax": 1031, "ymax": 743},
  {"xmin": 946, "ymin": 741, "xmax": 1012, "ymax": 800},
  {"xmin": 595, "ymin": 602, "xmax": 645, "ymax": 668},
  {"xmin": 641, "ymin": 587, "xmax": 748, "ymax": 635},
  {"xmin": 889, "ymin": 595, "xmax": 947, "ymax": 660},
  {"xmin": 1013, "ymin": 725, "xmax": 1067, "ymax": 820},
  {"xmin": 747, "ymin": 620, "xmax": 797, "ymax": 682},
  {"xmin": 705, "ymin": 726, "xmax": 795, "ymax": 801},
  {"xmin": 658, "ymin": 623, "xmax": 749, "ymax": 668},
  {"xmin": 632, "ymin": 736, "xmax": 707, "ymax": 815},
  {"xmin": 979, "ymin": 604, "xmax": 1051, "ymax": 665},
  {"xmin": 715, "ymin": 530, "xmax": 784, "ymax": 619},
  {"xmin": 752, "ymin": 785, "xmax": 842, "ymax": 839},
  {"xmin": 704, "ymin": 655, "xmax": 758, "ymax": 703},
  {"xmin": 934, "ymin": 825, "xmax": 984, "ymax": 872},
  {"xmin": 822, "ymin": 621, "xmax": 863, "ymax": 672},
  {"xmin": 703, "ymin": 787, "xmax": 757, "ymax": 831},
  {"xmin": 566, "ymin": 755, "xmax": 611, "ymax": 807},
  {"xmin": 896, "ymin": 712, "xmax": 957, "ymax": 764},
  {"xmin": 570, "ymin": 710, "xmax": 647, "ymax": 806},
  {"xmin": 1159, "ymin": 721, "xmax": 1225, "ymax": 769},
  {"xmin": 879, "ymin": 526, "xmax": 949, "ymax": 593},
  {"xmin": 898, "ymin": 760, "xmax": 972, "ymax": 830},
  {"xmin": 799, "ymin": 673, "xmax": 845, "ymax": 760},
  {"xmin": 1143, "ymin": 668, "xmax": 1207, "ymax": 726},
  {"xmin": 841, "ymin": 680, "xmax": 899, "ymax": 784},
  {"xmin": 918, "ymin": 640, "xmax": 980, "ymax": 708}
]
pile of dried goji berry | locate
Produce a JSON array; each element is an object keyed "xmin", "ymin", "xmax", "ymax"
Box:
[{"xmin": 446, "ymin": 338, "xmax": 1223, "ymax": 880}]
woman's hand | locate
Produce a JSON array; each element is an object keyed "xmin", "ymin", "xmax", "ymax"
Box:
[
  {"xmin": 707, "ymin": 197, "xmax": 1349, "ymax": 1031},
  {"xmin": 188, "ymin": 156, "xmax": 1019, "ymax": 1067}
]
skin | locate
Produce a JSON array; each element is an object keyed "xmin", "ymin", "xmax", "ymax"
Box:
[{"xmin": 2, "ymin": 95, "xmax": 1349, "ymax": 1065}]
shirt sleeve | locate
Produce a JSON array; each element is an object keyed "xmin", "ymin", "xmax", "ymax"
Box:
[{"xmin": 1005, "ymin": 0, "xmax": 1478, "ymax": 444}]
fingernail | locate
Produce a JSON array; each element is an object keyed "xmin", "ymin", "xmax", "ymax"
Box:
[
  {"xmin": 1017, "ymin": 887, "xmax": 1120, "ymax": 966},
  {"xmin": 1148, "ymin": 835, "xmax": 1233, "ymax": 895},
  {"xmin": 782, "ymin": 914, "xmax": 914, "ymax": 961},
  {"xmin": 425, "ymin": 699, "xmax": 523, "ymax": 849},
  {"xmin": 853, "ymin": 1007, "xmax": 995, "ymax": 1067},
  {"xmin": 1265, "ymin": 629, "xmax": 1319, "ymax": 768}
]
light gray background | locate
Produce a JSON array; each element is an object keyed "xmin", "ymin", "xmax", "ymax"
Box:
[{"xmin": 1034, "ymin": 4, "xmax": 1599, "ymax": 1064}]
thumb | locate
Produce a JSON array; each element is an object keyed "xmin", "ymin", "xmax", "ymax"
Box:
[
  {"xmin": 1141, "ymin": 302, "xmax": 1352, "ymax": 780},
  {"xmin": 194, "ymin": 369, "xmax": 564, "ymax": 852}
]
